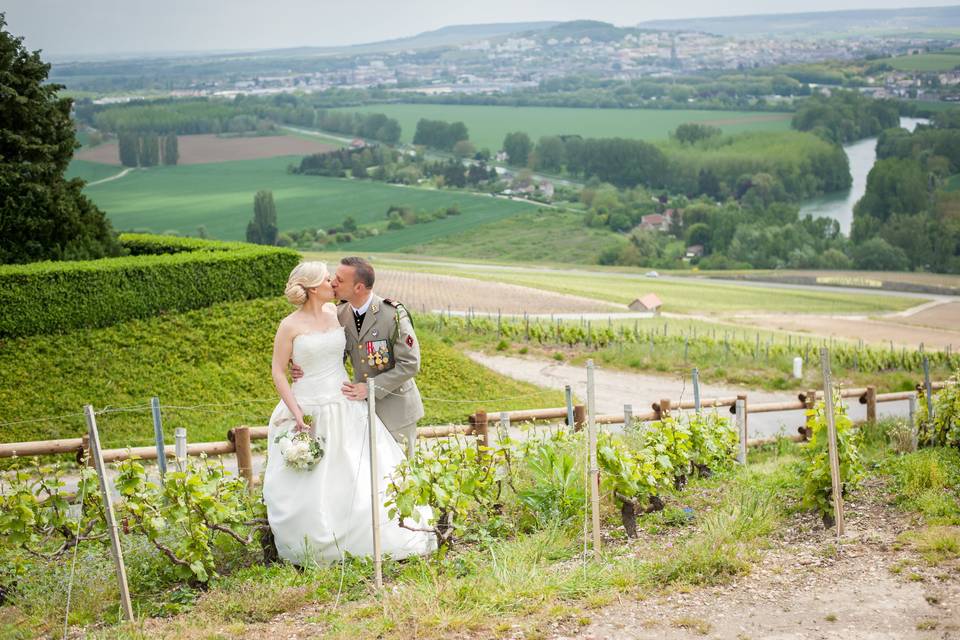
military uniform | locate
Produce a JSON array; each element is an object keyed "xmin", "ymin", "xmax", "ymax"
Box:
[{"xmin": 338, "ymin": 293, "xmax": 424, "ymax": 457}]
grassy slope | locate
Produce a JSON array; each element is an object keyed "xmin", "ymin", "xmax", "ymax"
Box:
[
  {"xmin": 66, "ymin": 159, "xmax": 124, "ymax": 183},
  {"xmin": 81, "ymin": 156, "xmax": 535, "ymax": 241},
  {"xmin": 882, "ymin": 53, "xmax": 960, "ymax": 72},
  {"xmin": 378, "ymin": 208, "xmax": 627, "ymax": 263},
  {"xmin": 336, "ymin": 104, "xmax": 793, "ymax": 151},
  {"xmin": 0, "ymin": 298, "xmax": 562, "ymax": 447},
  {"xmin": 372, "ymin": 260, "xmax": 920, "ymax": 315}
]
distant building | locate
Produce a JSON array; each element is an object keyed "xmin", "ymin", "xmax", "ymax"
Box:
[
  {"xmin": 629, "ymin": 293, "xmax": 663, "ymax": 314},
  {"xmin": 639, "ymin": 209, "xmax": 678, "ymax": 232},
  {"xmin": 350, "ymin": 138, "xmax": 366, "ymax": 149},
  {"xmin": 685, "ymin": 244, "xmax": 705, "ymax": 258}
]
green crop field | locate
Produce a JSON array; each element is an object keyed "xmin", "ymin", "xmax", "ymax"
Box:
[
  {"xmin": 67, "ymin": 158, "xmax": 124, "ymax": 183},
  {"xmin": 881, "ymin": 52, "xmax": 960, "ymax": 72},
  {"xmin": 333, "ymin": 104, "xmax": 794, "ymax": 151},
  {"xmin": 81, "ymin": 156, "xmax": 536, "ymax": 241},
  {"xmin": 372, "ymin": 259, "xmax": 921, "ymax": 315}
]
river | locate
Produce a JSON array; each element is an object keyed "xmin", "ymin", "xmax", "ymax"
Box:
[{"xmin": 799, "ymin": 116, "xmax": 929, "ymax": 235}]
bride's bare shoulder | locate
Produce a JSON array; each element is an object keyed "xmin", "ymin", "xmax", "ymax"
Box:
[{"xmin": 276, "ymin": 312, "xmax": 302, "ymax": 335}]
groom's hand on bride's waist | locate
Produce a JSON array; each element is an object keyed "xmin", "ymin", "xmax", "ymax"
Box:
[
  {"xmin": 341, "ymin": 381, "xmax": 368, "ymax": 401},
  {"xmin": 289, "ymin": 360, "xmax": 304, "ymax": 381}
]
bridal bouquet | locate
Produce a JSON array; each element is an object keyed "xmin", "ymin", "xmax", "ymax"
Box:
[{"xmin": 275, "ymin": 415, "xmax": 325, "ymax": 471}]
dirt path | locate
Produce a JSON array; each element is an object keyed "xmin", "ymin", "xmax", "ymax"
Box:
[
  {"xmin": 86, "ymin": 167, "xmax": 135, "ymax": 185},
  {"xmin": 561, "ymin": 482, "xmax": 960, "ymax": 640},
  {"xmin": 467, "ymin": 353, "xmax": 911, "ymax": 439}
]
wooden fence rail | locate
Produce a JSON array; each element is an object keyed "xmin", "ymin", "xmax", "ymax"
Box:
[{"xmin": 0, "ymin": 379, "xmax": 945, "ymax": 486}]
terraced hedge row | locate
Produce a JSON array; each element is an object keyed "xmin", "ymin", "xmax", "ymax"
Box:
[{"xmin": 0, "ymin": 235, "xmax": 300, "ymax": 337}]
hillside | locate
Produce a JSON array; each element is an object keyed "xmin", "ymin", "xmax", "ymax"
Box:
[
  {"xmin": 0, "ymin": 297, "xmax": 562, "ymax": 447},
  {"xmin": 638, "ymin": 5, "xmax": 960, "ymax": 38}
]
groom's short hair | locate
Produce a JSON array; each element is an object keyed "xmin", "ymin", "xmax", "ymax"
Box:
[{"xmin": 341, "ymin": 257, "xmax": 375, "ymax": 289}]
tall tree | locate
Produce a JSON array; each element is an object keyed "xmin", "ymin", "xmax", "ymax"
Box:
[
  {"xmin": 118, "ymin": 132, "xmax": 139, "ymax": 166},
  {"xmin": 246, "ymin": 190, "xmax": 278, "ymax": 245},
  {"xmin": 502, "ymin": 132, "xmax": 532, "ymax": 166},
  {"xmin": 138, "ymin": 133, "xmax": 160, "ymax": 167},
  {"xmin": 0, "ymin": 14, "xmax": 121, "ymax": 263},
  {"xmin": 162, "ymin": 134, "xmax": 179, "ymax": 165}
]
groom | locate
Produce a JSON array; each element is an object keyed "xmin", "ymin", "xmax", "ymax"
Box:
[{"xmin": 292, "ymin": 256, "xmax": 424, "ymax": 456}]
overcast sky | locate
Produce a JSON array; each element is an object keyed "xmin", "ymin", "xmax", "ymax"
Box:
[{"xmin": 5, "ymin": 0, "xmax": 959, "ymax": 59}]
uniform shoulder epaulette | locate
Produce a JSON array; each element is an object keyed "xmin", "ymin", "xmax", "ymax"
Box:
[
  {"xmin": 336, "ymin": 300, "xmax": 348, "ymax": 306},
  {"xmin": 382, "ymin": 298, "xmax": 400, "ymax": 307}
]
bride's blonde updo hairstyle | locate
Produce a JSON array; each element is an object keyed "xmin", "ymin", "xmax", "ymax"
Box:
[{"xmin": 284, "ymin": 261, "xmax": 328, "ymax": 306}]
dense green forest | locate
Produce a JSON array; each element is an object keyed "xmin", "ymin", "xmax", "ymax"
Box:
[{"xmin": 851, "ymin": 111, "xmax": 960, "ymax": 273}]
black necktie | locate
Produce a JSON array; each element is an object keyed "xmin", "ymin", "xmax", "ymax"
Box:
[{"xmin": 354, "ymin": 310, "xmax": 364, "ymax": 333}]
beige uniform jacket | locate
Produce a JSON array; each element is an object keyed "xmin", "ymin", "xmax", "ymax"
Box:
[{"xmin": 338, "ymin": 293, "xmax": 424, "ymax": 433}]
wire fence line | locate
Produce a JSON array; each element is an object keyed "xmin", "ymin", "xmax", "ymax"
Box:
[{"xmin": 0, "ymin": 387, "xmax": 573, "ymax": 433}]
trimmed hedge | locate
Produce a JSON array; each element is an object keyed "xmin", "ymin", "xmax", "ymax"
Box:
[{"xmin": 0, "ymin": 234, "xmax": 300, "ymax": 337}]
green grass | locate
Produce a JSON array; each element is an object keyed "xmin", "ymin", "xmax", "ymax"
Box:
[
  {"xmin": 353, "ymin": 207, "xmax": 626, "ymax": 261},
  {"xmin": 21, "ymin": 452, "xmax": 794, "ymax": 639},
  {"xmin": 66, "ymin": 159, "xmax": 124, "ymax": 184},
  {"xmin": 373, "ymin": 260, "xmax": 920, "ymax": 315},
  {"xmin": 946, "ymin": 174, "xmax": 960, "ymax": 192},
  {"xmin": 0, "ymin": 297, "xmax": 562, "ymax": 447},
  {"xmin": 80, "ymin": 156, "xmax": 536, "ymax": 242},
  {"xmin": 880, "ymin": 53, "xmax": 960, "ymax": 72},
  {"xmin": 334, "ymin": 104, "xmax": 793, "ymax": 151}
]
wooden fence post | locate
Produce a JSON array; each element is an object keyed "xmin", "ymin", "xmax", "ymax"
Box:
[
  {"xmin": 233, "ymin": 426, "xmax": 254, "ymax": 493},
  {"xmin": 498, "ymin": 412, "xmax": 510, "ymax": 447},
  {"xmin": 659, "ymin": 398, "xmax": 672, "ymax": 420},
  {"xmin": 865, "ymin": 385, "xmax": 877, "ymax": 423},
  {"xmin": 475, "ymin": 410, "xmax": 489, "ymax": 449},
  {"xmin": 623, "ymin": 404, "xmax": 633, "ymax": 429},
  {"xmin": 692, "ymin": 368, "xmax": 701, "ymax": 413},
  {"xmin": 565, "ymin": 385, "xmax": 574, "ymax": 429},
  {"xmin": 820, "ymin": 349, "xmax": 845, "ymax": 537},
  {"xmin": 84, "ymin": 405, "xmax": 134, "ymax": 622},
  {"xmin": 803, "ymin": 388, "xmax": 817, "ymax": 440},
  {"xmin": 573, "ymin": 405, "xmax": 586, "ymax": 432}
]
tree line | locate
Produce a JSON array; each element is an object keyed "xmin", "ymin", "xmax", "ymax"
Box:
[
  {"xmin": 851, "ymin": 111, "xmax": 960, "ymax": 274},
  {"xmin": 118, "ymin": 133, "xmax": 178, "ymax": 167},
  {"xmin": 792, "ymin": 90, "xmax": 900, "ymax": 144}
]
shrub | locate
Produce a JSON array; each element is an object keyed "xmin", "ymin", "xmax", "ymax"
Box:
[{"xmin": 0, "ymin": 234, "xmax": 300, "ymax": 337}]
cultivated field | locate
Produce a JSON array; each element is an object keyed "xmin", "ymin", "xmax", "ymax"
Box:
[
  {"xmin": 345, "ymin": 267, "xmax": 621, "ymax": 315},
  {"xmin": 880, "ymin": 51, "xmax": 960, "ymax": 72},
  {"xmin": 75, "ymin": 133, "xmax": 337, "ymax": 165},
  {"xmin": 371, "ymin": 259, "xmax": 922, "ymax": 315},
  {"xmin": 334, "ymin": 104, "xmax": 793, "ymax": 151},
  {"xmin": 81, "ymin": 156, "xmax": 536, "ymax": 240}
]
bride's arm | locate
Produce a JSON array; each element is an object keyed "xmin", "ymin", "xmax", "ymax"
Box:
[{"xmin": 271, "ymin": 322, "xmax": 306, "ymax": 431}]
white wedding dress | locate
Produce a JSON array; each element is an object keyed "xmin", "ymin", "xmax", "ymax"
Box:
[{"xmin": 262, "ymin": 327, "xmax": 436, "ymax": 565}]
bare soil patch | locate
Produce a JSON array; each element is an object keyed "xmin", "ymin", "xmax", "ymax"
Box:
[
  {"xmin": 729, "ymin": 313, "xmax": 960, "ymax": 350},
  {"xmin": 375, "ymin": 269, "xmax": 622, "ymax": 315},
  {"xmin": 565, "ymin": 479, "xmax": 960, "ymax": 640},
  {"xmin": 900, "ymin": 301, "xmax": 960, "ymax": 332},
  {"xmin": 75, "ymin": 134, "xmax": 337, "ymax": 165}
]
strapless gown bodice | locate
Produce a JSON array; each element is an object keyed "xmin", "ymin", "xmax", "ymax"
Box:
[{"xmin": 289, "ymin": 328, "xmax": 350, "ymax": 404}]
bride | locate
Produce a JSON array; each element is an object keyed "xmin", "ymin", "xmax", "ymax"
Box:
[{"xmin": 262, "ymin": 261, "xmax": 436, "ymax": 565}]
